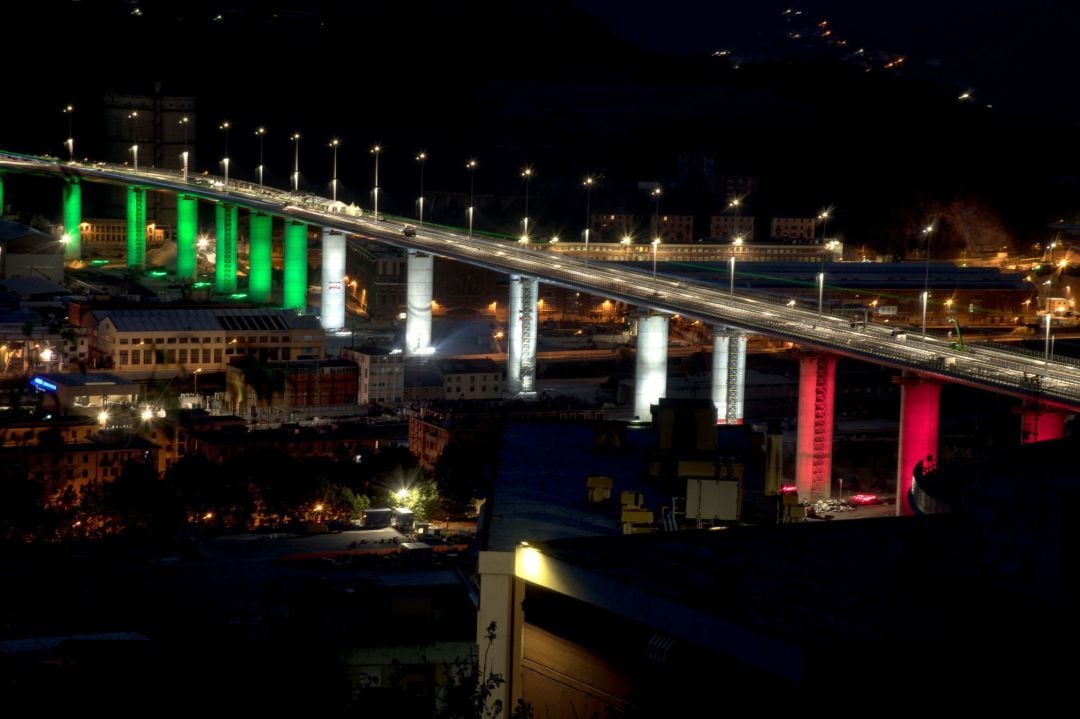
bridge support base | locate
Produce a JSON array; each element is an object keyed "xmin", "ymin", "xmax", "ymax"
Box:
[
  {"xmin": 508, "ymin": 275, "xmax": 539, "ymax": 397},
  {"xmin": 406, "ymin": 251, "xmax": 434, "ymax": 355},
  {"xmin": 796, "ymin": 353, "xmax": 837, "ymax": 501},
  {"xmin": 896, "ymin": 374, "xmax": 941, "ymax": 516},
  {"xmin": 712, "ymin": 328, "xmax": 746, "ymax": 425},
  {"xmin": 634, "ymin": 311, "xmax": 669, "ymax": 422}
]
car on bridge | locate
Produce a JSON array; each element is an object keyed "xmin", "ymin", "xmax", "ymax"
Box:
[{"xmin": 403, "ymin": 225, "xmax": 417, "ymax": 237}]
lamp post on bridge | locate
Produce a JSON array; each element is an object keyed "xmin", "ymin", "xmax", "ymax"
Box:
[
  {"xmin": 330, "ymin": 138, "xmax": 340, "ymax": 203},
  {"xmin": 292, "ymin": 133, "xmax": 301, "ymax": 192},
  {"xmin": 179, "ymin": 116, "xmax": 190, "ymax": 181},
  {"xmin": 466, "ymin": 159, "xmax": 477, "ymax": 237},
  {"xmin": 220, "ymin": 121, "xmax": 230, "ymax": 186},
  {"xmin": 921, "ymin": 222, "xmax": 934, "ymax": 341},
  {"xmin": 256, "ymin": 127, "xmax": 266, "ymax": 187},
  {"xmin": 521, "ymin": 166, "xmax": 533, "ymax": 242},
  {"xmin": 371, "ymin": 144, "xmax": 381, "ymax": 220},
  {"xmin": 62, "ymin": 105, "xmax": 74, "ymax": 161},
  {"xmin": 583, "ymin": 176, "xmax": 595, "ymax": 262},
  {"xmin": 416, "ymin": 151, "xmax": 427, "ymax": 227}
]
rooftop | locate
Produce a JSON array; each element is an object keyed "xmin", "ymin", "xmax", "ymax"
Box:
[{"xmin": 92, "ymin": 308, "xmax": 323, "ymax": 333}]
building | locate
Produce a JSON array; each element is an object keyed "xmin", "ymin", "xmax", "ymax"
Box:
[
  {"xmin": 649, "ymin": 214, "xmax": 694, "ymax": 243},
  {"xmin": 589, "ymin": 212, "xmax": 636, "ymax": 243},
  {"xmin": 342, "ymin": 345, "xmax": 405, "ymax": 406},
  {"xmin": 435, "ymin": 358, "xmax": 503, "ymax": 401},
  {"xmin": 83, "ymin": 307, "xmax": 325, "ymax": 375},
  {"xmin": 0, "ymin": 220, "xmax": 64, "ymax": 283},
  {"xmin": 770, "ymin": 216, "xmax": 817, "ymax": 241},
  {"xmin": 709, "ymin": 215, "xmax": 755, "ymax": 241},
  {"xmin": 225, "ymin": 357, "xmax": 359, "ymax": 421},
  {"xmin": 349, "ymin": 241, "xmax": 406, "ymax": 321},
  {"xmin": 30, "ymin": 372, "xmax": 139, "ymax": 416},
  {"xmin": 186, "ymin": 420, "xmax": 405, "ymax": 463},
  {"xmin": 56, "ymin": 218, "xmax": 169, "ymax": 260}
]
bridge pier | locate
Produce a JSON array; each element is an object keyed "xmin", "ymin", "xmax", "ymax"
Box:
[
  {"xmin": 0, "ymin": 172, "xmax": 4, "ymax": 217},
  {"xmin": 176, "ymin": 194, "xmax": 198, "ymax": 283},
  {"xmin": 795, "ymin": 353, "xmax": 837, "ymax": 501},
  {"xmin": 62, "ymin": 178, "xmax": 81, "ymax": 261},
  {"xmin": 248, "ymin": 212, "xmax": 273, "ymax": 302},
  {"xmin": 321, "ymin": 229, "xmax": 346, "ymax": 331},
  {"xmin": 406, "ymin": 250, "xmax": 434, "ymax": 355},
  {"xmin": 1018, "ymin": 403, "xmax": 1068, "ymax": 443},
  {"xmin": 126, "ymin": 186, "xmax": 147, "ymax": 269},
  {"xmin": 895, "ymin": 374, "xmax": 941, "ymax": 516},
  {"xmin": 508, "ymin": 275, "xmax": 539, "ymax": 397},
  {"xmin": 283, "ymin": 220, "xmax": 308, "ymax": 310},
  {"xmin": 712, "ymin": 328, "xmax": 746, "ymax": 425},
  {"xmin": 215, "ymin": 203, "xmax": 238, "ymax": 293},
  {"xmin": 634, "ymin": 311, "xmax": 669, "ymax": 422}
]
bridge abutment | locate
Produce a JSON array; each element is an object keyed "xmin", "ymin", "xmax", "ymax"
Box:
[
  {"xmin": 62, "ymin": 178, "xmax": 81, "ymax": 262},
  {"xmin": 1018, "ymin": 403, "xmax": 1068, "ymax": 443},
  {"xmin": 895, "ymin": 373, "xmax": 941, "ymax": 516},
  {"xmin": 406, "ymin": 250, "xmax": 434, "ymax": 355},
  {"xmin": 634, "ymin": 311, "xmax": 669, "ymax": 422},
  {"xmin": 126, "ymin": 186, "xmax": 146, "ymax": 269},
  {"xmin": 283, "ymin": 220, "xmax": 308, "ymax": 310},
  {"xmin": 796, "ymin": 353, "xmax": 837, "ymax": 501},
  {"xmin": 712, "ymin": 328, "xmax": 746, "ymax": 425},
  {"xmin": 321, "ymin": 228, "xmax": 346, "ymax": 331},
  {"xmin": 508, "ymin": 275, "xmax": 539, "ymax": 397}
]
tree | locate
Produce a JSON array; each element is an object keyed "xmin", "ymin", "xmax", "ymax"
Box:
[
  {"xmin": 435, "ymin": 441, "xmax": 492, "ymax": 517},
  {"xmin": 388, "ymin": 477, "xmax": 439, "ymax": 522}
]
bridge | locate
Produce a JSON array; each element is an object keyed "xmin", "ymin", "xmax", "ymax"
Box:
[{"xmin": 1, "ymin": 151, "xmax": 1076, "ymax": 513}]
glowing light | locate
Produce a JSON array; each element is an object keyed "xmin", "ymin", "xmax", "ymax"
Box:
[
  {"xmin": 98, "ymin": 410, "xmax": 109, "ymax": 426},
  {"xmin": 141, "ymin": 407, "xmax": 153, "ymax": 421}
]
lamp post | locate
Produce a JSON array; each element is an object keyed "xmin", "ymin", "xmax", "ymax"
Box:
[
  {"xmin": 583, "ymin": 176, "xmax": 594, "ymax": 261},
  {"xmin": 256, "ymin": 127, "xmax": 266, "ymax": 187},
  {"xmin": 729, "ymin": 255, "xmax": 736, "ymax": 297},
  {"xmin": 817, "ymin": 272, "xmax": 825, "ymax": 315},
  {"xmin": 521, "ymin": 166, "xmax": 533, "ymax": 241},
  {"xmin": 466, "ymin": 159, "xmax": 477, "ymax": 237},
  {"xmin": 621, "ymin": 235, "xmax": 632, "ymax": 261},
  {"xmin": 63, "ymin": 105, "xmax": 74, "ymax": 161},
  {"xmin": 652, "ymin": 238, "xmax": 660, "ymax": 278},
  {"xmin": 729, "ymin": 196, "xmax": 741, "ymax": 241},
  {"xmin": 330, "ymin": 138, "xmax": 340, "ymax": 203},
  {"xmin": 818, "ymin": 207, "xmax": 832, "ymax": 243},
  {"xmin": 292, "ymin": 132, "xmax": 301, "ymax": 192},
  {"xmin": 131, "ymin": 144, "xmax": 139, "ymax": 173},
  {"xmin": 126, "ymin": 111, "xmax": 138, "ymax": 166},
  {"xmin": 179, "ymin": 116, "xmax": 190, "ymax": 181},
  {"xmin": 416, "ymin": 151, "xmax": 427, "ymax": 226},
  {"xmin": 921, "ymin": 222, "xmax": 934, "ymax": 340},
  {"xmin": 194, "ymin": 367, "xmax": 203, "ymax": 399},
  {"xmin": 652, "ymin": 186, "xmax": 662, "ymax": 243},
  {"xmin": 220, "ymin": 120, "xmax": 230, "ymax": 185},
  {"xmin": 371, "ymin": 144, "xmax": 381, "ymax": 220},
  {"xmin": 1045, "ymin": 311, "xmax": 1052, "ymax": 360}
]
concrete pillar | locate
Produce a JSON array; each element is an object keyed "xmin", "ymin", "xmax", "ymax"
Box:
[
  {"xmin": 125, "ymin": 186, "xmax": 147, "ymax": 269},
  {"xmin": 1019, "ymin": 403, "xmax": 1068, "ymax": 444},
  {"xmin": 283, "ymin": 220, "xmax": 308, "ymax": 310},
  {"xmin": 0, "ymin": 172, "xmax": 4, "ymax": 217},
  {"xmin": 507, "ymin": 275, "xmax": 539, "ymax": 397},
  {"xmin": 175, "ymin": 194, "xmax": 198, "ymax": 283},
  {"xmin": 406, "ymin": 250, "xmax": 434, "ymax": 355},
  {"xmin": 634, "ymin": 311, "xmax": 669, "ymax": 422},
  {"xmin": 477, "ymin": 551, "xmax": 519, "ymax": 717},
  {"xmin": 795, "ymin": 353, "xmax": 837, "ymax": 501},
  {"xmin": 62, "ymin": 178, "xmax": 81, "ymax": 261},
  {"xmin": 895, "ymin": 374, "xmax": 941, "ymax": 516},
  {"xmin": 320, "ymin": 228, "xmax": 346, "ymax": 332},
  {"xmin": 712, "ymin": 328, "xmax": 746, "ymax": 425},
  {"xmin": 214, "ymin": 203, "xmax": 238, "ymax": 293},
  {"xmin": 247, "ymin": 212, "xmax": 272, "ymax": 303}
]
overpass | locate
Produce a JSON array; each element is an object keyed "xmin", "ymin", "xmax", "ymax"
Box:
[{"xmin": 2, "ymin": 151, "xmax": 1077, "ymax": 512}]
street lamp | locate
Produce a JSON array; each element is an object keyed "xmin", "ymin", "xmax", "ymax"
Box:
[
  {"xmin": 729, "ymin": 255, "xmax": 736, "ymax": 297},
  {"xmin": 255, "ymin": 127, "xmax": 266, "ymax": 187},
  {"xmin": 416, "ymin": 151, "xmax": 427, "ymax": 226},
  {"xmin": 583, "ymin": 176, "xmax": 595, "ymax": 261},
  {"xmin": 1045, "ymin": 311, "xmax": 1053, "ymax": 360},
  {"xmin": 732, "ymin": 234, "xmax": 745, "ymax": 247},
  {"xmin": 921, "ymin": 290, "xmax": 930, "ymax": 341},
  {"xmin": 179, "ymin": 116, "xmax": 190, "ymax": 181},
  {"xmin": 652, "ymin": 186, "xmax": 662, "ymax": 243},
  {"xmin": 194, "ymin": 368, "xmax": 203, "ymax": 397},
  {"xmin": 131, "ymin": 144, "xmax": 139, "ymax": 173},
  {"xmin": 466, "ymin": 159, "xmax": 477, "ymax": 237},
  {"xmin": 219, "ymin": 120, "xmax": 230, "ymax": 185},
  {"xmin": 291, "ymin": 132, "xmax": 301, "ymax": 192},
  {"xmin": 817, "ymin": 272, "xmax": 825, "ymax": 315},
  {"xmin": 818, "ymin": 207, "xmax": 832, "ymax": 243},
  {"xmin": 371, "ymin": 144, "xmax": 381, "ymax": 220},
  {"xmin": 521, "ymin": 166, "xmax": 533, "ymax": 241},
  {"xmin": 652, "ymin": 238, "xmax": 660, "ymax": 278},
  {"xmin": 62, "ymin": 105, "xmax": 74, "ymax": 161},
  {"xmin": 330, "ymin": 138, "xmax": 340, "ymax": 203},
  {"xmin": 921, "ymin": 222, "xmax": 934, "ymax": 339},
  {"xmin": 621, "ymin": 235, "xmax": 632, "ymax": 261},
  {"xmin": 729, "ymin": 196, "xmax": 742, "ymax": 241}
]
